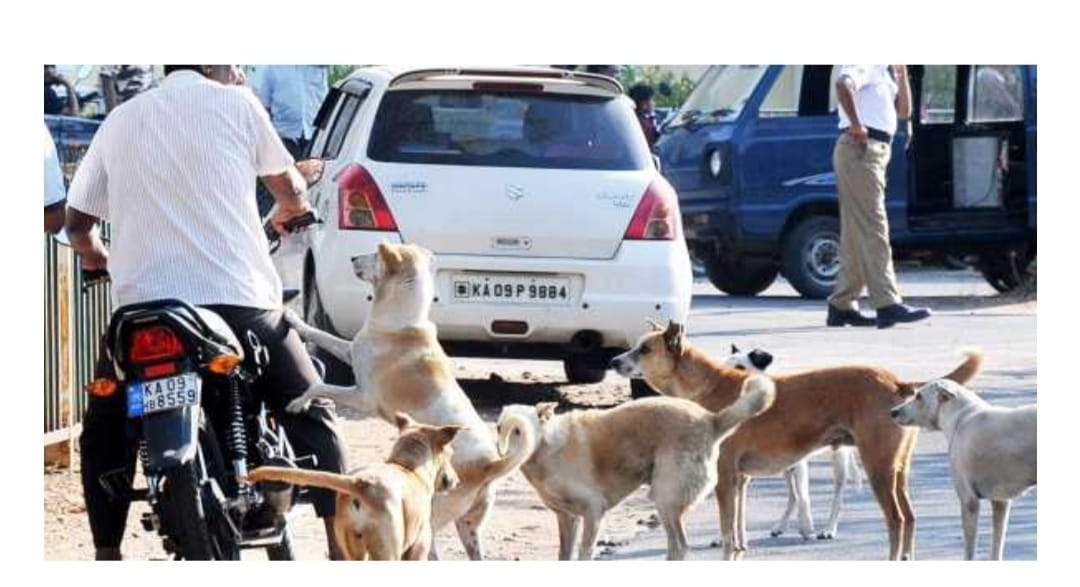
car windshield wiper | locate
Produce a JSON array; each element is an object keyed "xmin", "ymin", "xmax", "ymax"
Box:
[
  {"xmin": 669, "ymin": 109, "xmax": 701, "ymax": 127},
  {"xmin": 709, "ymin": 108, "xmax": 736, "ymax": 118}
]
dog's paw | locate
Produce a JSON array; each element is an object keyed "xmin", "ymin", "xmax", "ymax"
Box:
[
  {"xmin": 285, "ymin": 396, "xmax": 311, "ymax": 414},
  {"xmin": 817, "ymin": 531, "xmax": 835, "ymax": 540}
]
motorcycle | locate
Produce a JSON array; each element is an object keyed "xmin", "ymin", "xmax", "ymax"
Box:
[{"xmin": 84, "ymin": 211, "xmax": 321, "ymax": 560}]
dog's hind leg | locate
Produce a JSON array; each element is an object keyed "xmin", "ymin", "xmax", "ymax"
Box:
[
  {"xmin": 792, "ymin": 462, "xmax": 815, "ymax": 540},
  {"xmin": 577, "ymin": 507, "xmax": 607, "ymax": 561},
  {"xmin": 454, "ymin": 485, "xmax": 495, "ymax": 560},
  {"xmin": 735, "ymin": 474, "xmax": 751, "ymax": 551},
  {"xmin": 990, "ymin": 499, "xmax": 1011, "ymax": 561},
  {"xmin": 896, "ymin": 431, "xmax": 918, "ymax": 560},
  {"xmin": 771, "ymin": 467, "xmax": 798, "ymax": 538},
  {"xmin": 403, "ymin": 528, "xmax": 432, "ymax": 561},
  {"xmin": 656, "ymin": 503, "xmax": 690, "ymax": 560},
  {"xmin": 715, "ymin": 460, "xmax": 740, "ymax": 559},
  {"xmin": 555, "ymin": 510, "xmax": 581, "ymax": 560},
  {"xmin": 821, "ymin": 450, "xmax": 847, "ymax": 539}
]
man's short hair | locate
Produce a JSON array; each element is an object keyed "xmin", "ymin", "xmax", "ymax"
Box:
[
  {"xmin": 628, "ymin": 83, "xmax": 655, "ymax": 104},
  {"xmin": 164, "ymin": 65, "xmax": 202, "ymax": 76}
]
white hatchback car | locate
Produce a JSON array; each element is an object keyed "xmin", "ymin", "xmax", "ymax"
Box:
[{"xmin": 295, "ymin": 66, "xmax": 692, "ymax": 391}]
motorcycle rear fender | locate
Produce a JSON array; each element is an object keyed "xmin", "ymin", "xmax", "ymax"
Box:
[{"xmin": 141, "ymin": 406, "xmax": 200, "ymax": 471}]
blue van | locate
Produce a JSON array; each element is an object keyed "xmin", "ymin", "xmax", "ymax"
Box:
[{"xmin": 656, "ymin": 65, "xmax": 1036, "ymax": 298}]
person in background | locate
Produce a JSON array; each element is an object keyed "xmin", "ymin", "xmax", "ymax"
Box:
[
  {"xmin": 100, "ymin": 65, "xmax": 155, "ymax": 113},
  {"xmin": 44, "ymin": 124, "xmax": 67, "ymax": 233},
  {"xmin": 828, "ymin": 64, "xmax": 931, "ymax": 329},
  {"xmin": 45, "ymin": 65, "xmax": 79, "ymax": 116},
  {"xmin": 204, "ymin": 64, "xmax": 247, "ymax": 86},
  {"xmin": 253, "ymin": 66, "xmax": 329, "ymax": 215},
  {"xmin": 628, "ymin": 83, "xmax": 660, "ymax": 148}
]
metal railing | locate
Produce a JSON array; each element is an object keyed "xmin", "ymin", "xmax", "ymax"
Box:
[{"xmin": 44, "ymin": 228, "xmax": 113, "ymax": 444}]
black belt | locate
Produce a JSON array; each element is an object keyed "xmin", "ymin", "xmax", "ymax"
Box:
[{"xmin": 841, "ymin": 126, "xmax": 892, "ymax": 143}]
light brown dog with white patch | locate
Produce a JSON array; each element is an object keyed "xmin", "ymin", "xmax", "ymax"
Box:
[
  {"xmin": 497, "ymin": 378, "xmax": 775, "ymax": 560},
  {"xmin": 282, "ymin": 242, "xmax": 531, "ymax": 559},
  {"xmin": 610, "ymin": 321, "xmax": 983, "ymax": 560},
  {"xmin": 246, "ymin": 413, "xmax": 461, "ymax": 560}
]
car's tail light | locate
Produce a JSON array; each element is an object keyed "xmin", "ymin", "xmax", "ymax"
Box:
[
  {"xmin": 338, "ymin": 164, "xmax": 398, "ymax": 231},
  {"xmin": 129, "ymin": 326, "xmax": 184, "ymax": 363},
  {"xmin": 623, "ymin": 177, "xmax": 681, "ymax": 241}
]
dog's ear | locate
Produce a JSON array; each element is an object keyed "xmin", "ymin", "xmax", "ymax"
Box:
[
  {"xmin": 730, "ymin": 343, "xmax": 739, "ymax": 355},
  {"xmin": 431, "ymin": 425, "xmax": 463, "ymax": 449},
  {"xmin": 536, "ymin": 402, "xmax": 558, "ymax": 422},
  {"xmin": 645, "ymin": 318, "xmax": 664, "ymax": 332},
  {"xmin": 394, "ymin": 412, "xmax": 417, "ymax": 432},
  {"xmin": 377, "ymin": 241, "xmax": 403, "ymax": 274},
  {"xmin": 749, "ymin": 349, "xmax": 773, "ymax": 371},
  {"xmin": 936, "ymin": 384, "xmax": 958, "ymax": 404},
  {"xmin": 663, "ymin": 321, "xmax": 685, "ymax": 356}
]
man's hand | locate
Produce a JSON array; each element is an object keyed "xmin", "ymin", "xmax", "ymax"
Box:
[
  {"xmin": 271, "ymin": 199, "xmax": 314, "ymax": 236},
  {"xmin": 845, "ymin": 123, "xmax": 869, "ymax": 144},
  {"xmin": 79, "ymin": 243, "xmax": 109, "ymax": 271}
]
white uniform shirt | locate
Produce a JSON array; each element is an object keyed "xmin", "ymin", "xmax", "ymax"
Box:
[
  {"xmin": 836, "ymin": 65, "xmax": 898, "ymax": 135},
  {"xmin": 67, "ymin": 70, "xmax": 294, "ymax": 309},
  {"xmin": 44, "ymin": 124, "xmax": 66, "ymax": 207}
]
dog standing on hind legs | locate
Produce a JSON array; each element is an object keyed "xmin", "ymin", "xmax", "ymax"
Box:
[
  {"xmin": 611, "ymin": 321, "xmax": 984, "ymax": 560},
  {"xmin": 282, "ymin": 242, "xmax": 532, "ymax": 559}
]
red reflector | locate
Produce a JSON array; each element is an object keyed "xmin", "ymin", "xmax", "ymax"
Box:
[
  {"xmin": 130, "ymin": 326, "xmax": 184, "ymax": 363},
  {"xmin": 623, "ymin": 177, "xmax": 682, "ymax": 241},
  {"xmin": 338, "ymin": 164, "xmax": 398, "ymax": 231},
  {"xmin": 143, "ymin": 362, "xmax": 178, "ymax": 378}
]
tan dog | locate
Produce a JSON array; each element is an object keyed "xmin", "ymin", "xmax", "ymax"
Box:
[
  {"xmin": 246, "ymin": 413, "xmax": 461, "ymax": 560},
  {"xmin": 497, "ymin": 380, "xmax": 775, "ymax": 560},
  {"xmin": 610, "ymin": 321, "xmax": 983, "ymax": 560},
  {"xmin": 283, "ymin": 242, "xmax": 531, "ymax": 559}
]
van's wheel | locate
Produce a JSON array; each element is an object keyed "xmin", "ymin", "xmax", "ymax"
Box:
[
  {"xmin": 782, "ymin": 216, "xmax": 841, "ymax": 300},
  {"xmin": 630, "ymin": 379, "xmax": 658, "ymax": 399},
  {"xmin": 702, "ymin": 254, "xmax": 779, "ymax": 297},
  {"xmin": 303, "ymin": 274, "xmax": 355, "ymax": 385},
  {"xmin": 564, "ymin": 353, "xmax": 607, "ymax": 384},
  {"xmin": 978, "ymin": 247, "xmax": 1035, "ymax": 293}
]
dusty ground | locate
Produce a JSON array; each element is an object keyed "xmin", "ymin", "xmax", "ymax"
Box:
[{"xmin": 44, "ymin": 363, "xmax": 657, "ymax": 560}]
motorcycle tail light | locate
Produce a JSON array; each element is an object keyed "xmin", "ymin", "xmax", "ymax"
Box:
[{"xmin": 129, "ymin": 326, "xmax": 184, "ymax": 363}]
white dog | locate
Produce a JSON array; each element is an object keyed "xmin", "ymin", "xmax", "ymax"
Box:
[
  {"xmin": 891, "ymin": 378, "xmax": 1036, "ymax": 560},
  {"xmin": 723, "ymin": 345, "xmax": 864, "ymax": 540}
]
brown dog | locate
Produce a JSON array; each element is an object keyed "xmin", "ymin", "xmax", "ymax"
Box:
[
  {"xmin": 246, "ymin": 413, "xmax": 461, "ymax": 560},
  {"xmin": 610, "ymin": 321, "xmax": 983, "ymax": 560}
]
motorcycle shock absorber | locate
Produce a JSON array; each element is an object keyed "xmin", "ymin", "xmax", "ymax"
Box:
[{"xmin": 225, "ymin": 376, "xmax": 250, "ymax": 485}]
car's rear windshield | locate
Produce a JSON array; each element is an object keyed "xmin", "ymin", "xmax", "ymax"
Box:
[{"xmin": 368, "ymin": 89, "xmax": 651, "ymax": 170}]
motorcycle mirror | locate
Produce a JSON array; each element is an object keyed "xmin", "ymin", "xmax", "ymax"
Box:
[{"xmin": 295, "ymin": 159, "xmax": 325, "ymax": 187}]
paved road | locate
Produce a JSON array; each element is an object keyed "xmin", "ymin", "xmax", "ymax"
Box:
[{"xmin": 599, "ymin": 269, "xmax": 1037, "ymax": 561}]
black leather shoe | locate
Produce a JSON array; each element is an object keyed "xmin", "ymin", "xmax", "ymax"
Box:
[
  {"xmin": 876, "ymin": 303, "xmax": 931, "ymax": 329},
  {"xmin": 826, "ymin": 305, "xmax": 875, "ymax": 327}
]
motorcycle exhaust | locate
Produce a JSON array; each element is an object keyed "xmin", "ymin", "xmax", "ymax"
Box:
[{"xmin": 256, "ymin": 456, "xmax": 298, "ymax": 519}]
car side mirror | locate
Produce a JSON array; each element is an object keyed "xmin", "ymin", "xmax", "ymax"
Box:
[{"xmin": 295, "ymin": 159, "xmax": 325, "ymax": 187}]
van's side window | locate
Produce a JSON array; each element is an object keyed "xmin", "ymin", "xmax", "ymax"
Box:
[
  {"xmin": 969, "ymin": 65, "xmax": 1024, "ymax": 123},
  {"xmin": 920, "ymin": 66, "xmax": 957, "ymax": 124},
  {"xmin": 760, "ymin": 66, "xmax": 802, "ymax": 118},
  {"xmin": 322, "ymin": 93, "xmax": 363, "ymax": 160}
]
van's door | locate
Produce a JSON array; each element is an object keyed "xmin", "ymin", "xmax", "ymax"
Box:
[{"xmin": 740, "ymin": 65, "xmax": 909, "ymax": 238}]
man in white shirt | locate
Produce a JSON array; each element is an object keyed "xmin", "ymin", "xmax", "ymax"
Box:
[
  {"xmin": 44, "ymin": 124, "xmax": 66, "ymax": 233},
  {"xmin": 65, "ymin": 65, "xmax": 345, "ymax": 560},
  {"xmin": 827, "ymin": 64, "xmax": 931, "ymax": 329}
]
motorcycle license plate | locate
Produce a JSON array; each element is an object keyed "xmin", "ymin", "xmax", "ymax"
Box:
[{"xmin": 126, "ymin": 373, "xmax": 201, "ymax": 418}]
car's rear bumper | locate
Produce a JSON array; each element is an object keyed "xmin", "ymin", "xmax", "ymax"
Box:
[{"xmin": 316, "ymin": 237, "xmax": 692, "ymax": 352}]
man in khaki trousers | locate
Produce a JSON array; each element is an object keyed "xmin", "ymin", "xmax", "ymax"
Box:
[{"xmin": 827, "ymin": 64, "xmax": 931, "ymax": 329}]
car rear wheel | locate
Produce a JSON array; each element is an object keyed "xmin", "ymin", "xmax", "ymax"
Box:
[
  {"xmin": 303, "ymin": 273, "xmax": 355, "ymax": 386},
  {"xmin": 563, "ymin": 353, "xmax": 608, "ymax": 384},
  {"xmin": 978, "ymin": 246, "xmax": 1035, "ymax": 293},
  {"xmin": 782, "ymin": 216, "xmax": 841, "ymax": 300},
  {"xmin": 703, "ymin": 254, "xmax": 779, "ymax": 297}
]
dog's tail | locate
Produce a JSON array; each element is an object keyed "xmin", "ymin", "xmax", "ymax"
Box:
[
  {"xmin": 245, "ymin": 466, "xmax": 387, "ymax": 508},
  {"xmin": 897, "ymin": 347, "xmax": 985, "ymax": 397},
  {"xmin": 479, "ymin": 413, "xmax": 538, "ymax": 485},
  {"xmin": 711, "ymin": 374, "xmax": 776, "ymax": 439}
]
